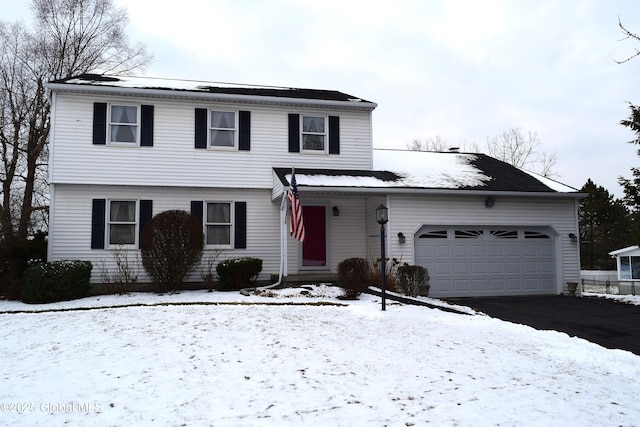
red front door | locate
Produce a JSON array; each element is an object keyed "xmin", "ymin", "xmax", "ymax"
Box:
[{"xmin": 302, "ymin": 206, "xmax": 327, "ymax": 267}]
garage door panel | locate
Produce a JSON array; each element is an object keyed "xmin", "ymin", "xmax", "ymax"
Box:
[
  {"xmin": 505, "ymin": 262, "xmax": 521, "ymax": 273},
  {"xmin": 434, "ymin": 246, "xmax": 451, "ymax": 258},
  {"xmin": 453, "ymin": 246, "xmax": 468, "ymax": 257},
  {"xmin": 471, "ymin": 262, "xmax": 486, "ymax": 274},
  {"xmin": 416, "ymin": 226, "xmax": 556, "ymax": 297}
]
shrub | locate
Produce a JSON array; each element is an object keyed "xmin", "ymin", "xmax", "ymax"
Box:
[
  {"xmin": 370, "ymin": 257, "xmax": 407, "ymax": 292},
  {"xmin": 0, "ymin": 234, "xmax": 47, "ymax": 300},
  {"xmin": 21, "ymin": 260, "xmax": 92, "ymax": 303},
  {"xmin": 140, "ymin": 210, "xmax": 204, "ymax": 293},
  {"xmin": 215, "ymin": 257, "xmax": 262, "ymax": 291},
  {"xmin": 199, "ymin": 249, "xmax": 224, "ymax": 292},
  {"xmin": 98, "ymin": 244, "xmax": 139, "ymax": 295},
  {"xmin": 337, "ymin": 257, "xmax": 371, "ymax": 299},
  {"xmin": 397, "ymin": 265, "xmax": 430, "ymax": 297}
]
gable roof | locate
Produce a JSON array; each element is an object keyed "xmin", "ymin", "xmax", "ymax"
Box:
[
  {"xmin": 46, "ymin": 74, "xmax": 376, "ymax": 110},
  {"xmin": 273, "ymin": 150, "xmax": 582, "ymax": 198}
]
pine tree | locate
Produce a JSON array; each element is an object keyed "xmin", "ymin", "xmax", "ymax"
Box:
[{"xmin": 579, "ymin": 179, "xmax": 632, "ymax": 269}]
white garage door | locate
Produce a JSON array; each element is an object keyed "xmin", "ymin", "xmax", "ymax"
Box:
[{"xmin": 415, "ymin": 226, "xmax": 556, "ymax": 298}]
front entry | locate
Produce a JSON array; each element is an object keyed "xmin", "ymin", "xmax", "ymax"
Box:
[{"xmin": 302, "ymin": 205, "xmax": 327, "ymax": 268}]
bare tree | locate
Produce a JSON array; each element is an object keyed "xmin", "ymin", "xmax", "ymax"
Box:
[
  {"xmin": 0, "ymin": 0, "xmax": 151, "ymax": 294},
  {"xmin": 486, "ymin": 127, "xmax": 557, "ymax": 177},
  {"xmin": 408, "ymin": 134, "xmax": 479, "ymax": 153},
  {"xmin": 0, "ymin": 0, "xmax": 151, "ymax": 242},
  {"xmin": 616, "ymin": 17, "xmax": 640, "ymax": 64}
]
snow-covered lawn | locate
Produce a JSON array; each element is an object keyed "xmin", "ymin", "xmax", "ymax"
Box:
[{"xmin": 1, "ymin": 286, "xmax": 639, "ymax": 426}]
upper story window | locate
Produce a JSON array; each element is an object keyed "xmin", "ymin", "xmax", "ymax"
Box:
[
  {"xmin": 93, "ymin": 102, "xmax": 154, "ymax": 147},
  {"xmin": 302, "ymin": 115, "xmax": 326, "ymax": 151},
  {"xmin": 195, "ymin": 109, "xmax": 250, "ymax": 151},
  {"xmin": 110, "ymin": 105, "xmax": 139, "ymax": 144},
  {"xmin": 288, "ymin": 113, "xmax": 340, "ymax": 155},
  {"xmin": 108, "ymin": 200, "xmax": 137, "ymax": 246},
  {"xmin": 210, "ymin": 110, "xmax": 237, "ymax": 148}
]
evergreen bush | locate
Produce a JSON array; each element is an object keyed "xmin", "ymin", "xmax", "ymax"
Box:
[
  {"xmin": 0, "ymin": 234, "xmax": 47, "ymax": 300},
  {"xmin": 337, "ymin": 257, "xmax": 371, "ymax": 299},
  {"xmin": 215, "ymin": 257, "xmax": 262, "ymax": 291},
  {"xmin": 21, "ymin": 260, "xmax": 92, "ymax": 303},
  {"xmin": 140, "ymin": 210, "xmax": 204, "ymax": 293}
]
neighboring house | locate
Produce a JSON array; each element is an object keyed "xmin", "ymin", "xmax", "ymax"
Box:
[
  {"xmin": 46, "ymin": 74, "xmax": 584, "ymax": 298},
  {"xmin": 608, "ymin": 246, "xmax": 640, "ymax": 295}
]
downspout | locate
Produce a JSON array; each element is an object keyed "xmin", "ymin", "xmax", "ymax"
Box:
[{"xmin": 240, "ymin": 193, "xmax": 287, "ymax": 295}]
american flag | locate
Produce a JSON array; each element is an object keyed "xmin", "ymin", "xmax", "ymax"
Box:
[{"xmin": 288, "ymin": 170, "xmax": 306, "ymax": 242}]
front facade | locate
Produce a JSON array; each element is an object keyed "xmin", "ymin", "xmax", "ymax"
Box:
[{"xmin": 47, "ymin": 74, "xmax": 584, "ymax": 297}]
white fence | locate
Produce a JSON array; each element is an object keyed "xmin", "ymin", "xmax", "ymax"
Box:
[{"xmin": 580, "ymin": 270, "xmax": 619, "ymax": 294}]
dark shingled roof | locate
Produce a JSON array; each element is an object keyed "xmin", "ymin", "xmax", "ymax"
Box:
[
  {"xmin": 49, "ymin": 74, "xmax": 374, "ymax": 104},
  {"xmin": 273, "ymin": 168, "xmax": 402, "ymax": 187},
  {"xmin": 464, "ymin": 154, "xmax": 560, "ymax": 192}
]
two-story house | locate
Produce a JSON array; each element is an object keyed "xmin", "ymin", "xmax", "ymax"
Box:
[{"xmin": 46, "ymin": 74, "xmax": 584, "ymax": 297}]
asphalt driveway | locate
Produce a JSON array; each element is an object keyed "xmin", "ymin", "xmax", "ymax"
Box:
[{"xmin": 445, "ymin": 295, "xmax": 640, "ymax": 356}]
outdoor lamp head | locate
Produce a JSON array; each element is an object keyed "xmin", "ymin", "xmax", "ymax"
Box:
[{"xmin": 376, "ymin": 204, "xmax": 388, "ymax": 225}]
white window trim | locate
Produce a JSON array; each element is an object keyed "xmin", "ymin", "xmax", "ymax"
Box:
[
  {"xmin": 208, "ymin": 109, "xmax": 238, "ymax": 150},
  {"xmin": 300, "ymin": 114, "xmax": 328, "ymax": 154},
  {"xmin": 204, "ymin": 201, "xmax": 234, "ymax": 248},
  {"xmin": 619, "ymin": 255, "xmax": 640, "ymax": 280},
  {"xmin": 108, "ymin": 103, "xmax": 141, "ymax": 146},
  {"xmin": 106, "ymin": 199, "xmax": 138, "ymax": 248}
]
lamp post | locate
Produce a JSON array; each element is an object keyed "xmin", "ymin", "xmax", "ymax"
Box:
[{"xmin": 376, "ymin": 204, "xmax": 389, "ymax": 311}]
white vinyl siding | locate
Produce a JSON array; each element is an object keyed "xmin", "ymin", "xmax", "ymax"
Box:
[
  {"xmin": 48, "ymin": 184, "xmax": 281, "ymax": 284},
  {"xmin": 49, "ymin": 93, "xmax": 373, "ymax": 189}
]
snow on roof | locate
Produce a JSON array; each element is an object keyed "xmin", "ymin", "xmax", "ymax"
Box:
[
  {"xmin": 518, "ymin": 168, "xmax": 579, "ymax": 193},
  {"xmin": 275, "ymin": 150, "xmax": 581, "ymax": 195},
  {"xmin": 372, "ymin": 149, "xmax": 492, "ymax": 189},
  {"xmin": 609, "ymin": 245, "xmax": 640, "ymax": 256}
]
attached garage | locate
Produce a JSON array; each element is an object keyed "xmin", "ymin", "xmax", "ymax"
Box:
[{"xmin": 415, "ymin": 226, "xmax": 556, "ymax": 298}]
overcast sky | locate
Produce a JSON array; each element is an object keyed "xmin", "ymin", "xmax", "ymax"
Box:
[{"xmin": 5, "ymin": 0, "xmax": 640, "ymax": 197}]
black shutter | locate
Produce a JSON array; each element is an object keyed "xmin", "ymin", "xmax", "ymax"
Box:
[
  {"xmin": 195, "ymin": 108, "xmax": 208, "ymax": 149},
  {"xmin": 329, "ymin": 116, "xmax": 340, "ymax": 154},
  {"xmin": 239, "ymin": 110, "xmax": 251, "ymax": 151},
  {"xmin": 288, "ymin": 114, "xmax": 300, "ymax": 152},
  {"xmin": 140, "ymin": 105, "xmax": 154, "ymax": 147},
  {"xmin": 93, "ymin": 103, "xmax": 107, "ymax": 145},
  {"xmin": 190, "ymin": 201, "xmax": 204, "ymax": 223},
  {"xmin": 234, "ymin": 201, "xmax": 247, "ymax": 249},
  {"xmin": 91, "ymin": 199, "xmax": 106, "ymax": 249},
  {"xmin": 139, "ymin": 200, "xmax": 153, "ymax": 248}
]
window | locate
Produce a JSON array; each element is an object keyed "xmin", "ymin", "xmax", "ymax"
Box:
[
  {"xmin": 110, "ymin": 105, "xmax": 138, "ymax": 144},
  {"xmin": 620, "ymin": 256, "xmax": 640, "ymax": 280},
  {"xmin": 108, "ymin": 200, "xmax": 137, "ymax": 245},
  {"xmin": 418, "ymin": 230, "xmax": 448, "ymax": 239},
  {"xmin": 524, "ymin": 231, "xmax": 550, "ymax": 239},
  {"xmin": 209, "ymin": 111, "xmax": 236, "ymax": 147},
  {"xmin": 490, "ymin": 230, "xmax": 518, "ymax": 239},
  {"xmin": 455, "ymin": 230, "xmax": 483, "ymax": 239},
  {"xmin": 302, "ymin": 115, "xmax": 326, "ymax": 151},
  {"xmin": 206, "ymin": 202, "xmax": 232, "ymax": 245}
]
